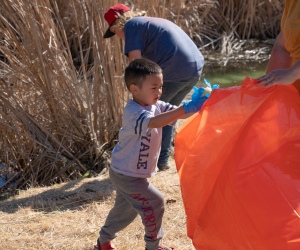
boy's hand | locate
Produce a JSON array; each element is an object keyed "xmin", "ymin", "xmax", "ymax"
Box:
[
  {"xmin": 182, "ymin": 86, "xmax": 208, "ymax": 114},
  {"xmin": 204, "ymin": 78, "xmax": 220, "ymax": 96},
  {"xmin": 182, "ymin": 79, "xmax": 220, "ymax": 114}
]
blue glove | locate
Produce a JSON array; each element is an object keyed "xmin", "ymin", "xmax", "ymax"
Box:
[
  {"xmin": 182, "ymin": 86, "xmax": 208, "ymax": 114},
  {"xmin": 204, "ymin": 78, "xmax": 220, "ymax": 98}
]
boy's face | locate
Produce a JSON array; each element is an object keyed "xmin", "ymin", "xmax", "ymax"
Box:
[{"xmin": 131, "ymin": 73, "xmax": 163, "ymax": 106}]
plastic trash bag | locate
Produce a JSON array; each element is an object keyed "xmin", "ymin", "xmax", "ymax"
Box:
[{"xmin": 174, "ymin": 77, "xmax": 300, "ymax": 250}]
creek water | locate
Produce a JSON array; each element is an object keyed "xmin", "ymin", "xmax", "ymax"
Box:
[
  {"xmin": 185, "ymin": 57, "xmax": 270, "ymax": 100},
  {"xmin": 200, "ymin": 60, "xmax": 268, "ymax": 88},
  {"xmin": 197, "ymin": 39, "xmax": 273, "ymax": 88}
]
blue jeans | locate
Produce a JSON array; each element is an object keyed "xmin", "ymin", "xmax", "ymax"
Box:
[{"xmin": 157, "ymin": 75, "xmax": 201, "ymax": 166}]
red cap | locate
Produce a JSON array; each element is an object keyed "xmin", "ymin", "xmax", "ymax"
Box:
[{"xmin": 103, "ymin": 3, "xmax": 131, "ymax": 38}]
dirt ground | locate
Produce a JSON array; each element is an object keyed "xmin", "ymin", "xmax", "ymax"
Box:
[{"xmin": 0, "ymin": 157, "xmax": 194, "ymax": 250}]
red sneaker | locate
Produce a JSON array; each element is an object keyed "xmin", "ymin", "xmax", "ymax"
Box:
[
  {"xmin": 94, "ymin": 239, "xmax": 116, "ymax": 250},
  {"xmin": 158, "ymin": 246, "xmax": 175, "ymax": 250}
]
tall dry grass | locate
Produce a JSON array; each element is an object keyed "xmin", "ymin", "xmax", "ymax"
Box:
[
  {"xmin": 0, "ymin": 0, "xmax": 128, "ymax": 192},
  {"xmin": 0, "ymin": 0, "xmax": 284, "ymax": 193}
]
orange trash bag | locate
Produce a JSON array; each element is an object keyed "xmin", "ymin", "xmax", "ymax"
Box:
[{"xmin": 174, "ymin": 77, "xmax": 300, "ymax": 250}]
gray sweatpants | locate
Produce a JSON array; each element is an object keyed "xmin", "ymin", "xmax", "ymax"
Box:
[{"xmin": 99, "ymin": 168, "xmax": 165, "ymax": 250}]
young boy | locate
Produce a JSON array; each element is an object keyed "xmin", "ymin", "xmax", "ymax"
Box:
[{"xmin": 95, "ymin": 58, "xmax": 207, "ymax": 250}]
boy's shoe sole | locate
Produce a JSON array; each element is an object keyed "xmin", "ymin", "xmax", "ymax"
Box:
[{"xmin": 145, "ymin": 246, "xmax": 175, "ymax": 250}]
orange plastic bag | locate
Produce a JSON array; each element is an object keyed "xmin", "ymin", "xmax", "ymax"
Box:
[{"xmin": 175, "ymin": 77, "xmax": 300, "ymax": 250}]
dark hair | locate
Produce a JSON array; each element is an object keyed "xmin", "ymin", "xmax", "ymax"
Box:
[{"xmin": 124, "ymin": 58, "xmax": 162, "ymax": 90}]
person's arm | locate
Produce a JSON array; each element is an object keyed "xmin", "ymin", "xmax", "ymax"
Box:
[
  {"xmin": 148, "ymin": 106, "xmax": 186, "ymax": 128},
  {"xmin": 257, "ymin": 60, "xmax": 300, "ymax": 87},
  {"xmin": 256, "ymin": 31, "xmax": 297, "ymax": 87},
  {"xmin": 128, "ymin": 50, "xmax": 142, "ymax": 62},
  {"xmin": 148, "ymin": 86, "xmax": 209, "ymax": 128},
  {"xmin": 266, "ymin": 31, "xmax": 292, "ymax": 73}
]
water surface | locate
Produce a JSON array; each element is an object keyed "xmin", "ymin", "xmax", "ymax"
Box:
[{"xmin": 199, "ymin": 60, "xmax": 268, "ymax": 88}]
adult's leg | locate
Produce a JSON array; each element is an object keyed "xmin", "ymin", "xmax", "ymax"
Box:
[{"xmin": 158, "ymin": 76, "xmax": 200, "ymax": 168}]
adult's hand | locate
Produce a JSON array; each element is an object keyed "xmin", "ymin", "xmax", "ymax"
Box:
[{"xmin": 256, "ymin": 61, "xmax": 300, "ymax": 87}]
